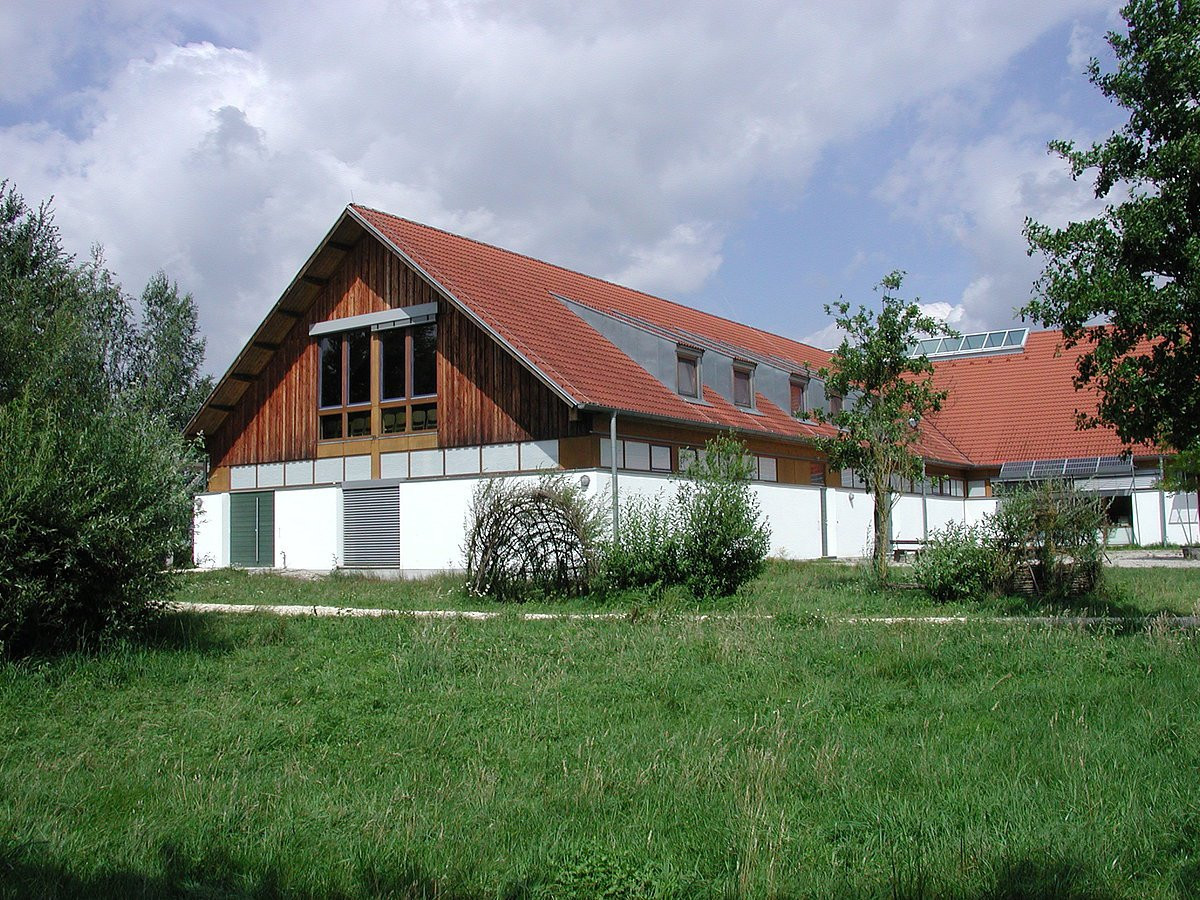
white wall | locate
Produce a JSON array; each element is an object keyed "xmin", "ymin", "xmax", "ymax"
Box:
[
  {"xmin": 275, "ymin": 487, "xmax": 340, "ymax": 570},
  {"xmin": 1133, "ymin": 490, "xmax": 1164, "ymax": 545},
  {"xmin": 830, "ymin": 489, "xmax": 875, "ymax": 559},
  {"xmin": 398, "ymin": 477, "xmax": 475, "ymax": 572},
  {"xmin": 193, "ymin": 493, "xmax": 229, "ymax": 568},
  {"xmin": 891, "ymin": 494, "xmax": 924, "ymax": 542},
  {"xmin": 1167, "ymin": 490, "xmax": 1199, "ymax": 545},
  {"xmin": 193, "ymin": 472, "xmax": 1188, "ymax": 575}
]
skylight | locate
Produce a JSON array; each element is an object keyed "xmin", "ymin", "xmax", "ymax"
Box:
[{"xmin": 910, "ymin": 328, "xmax": 1028, "ymax": 360}]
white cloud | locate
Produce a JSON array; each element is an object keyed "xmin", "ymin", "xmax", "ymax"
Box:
[
  {"xmin": 875, "ymin": 99, "xmax": 1108, "ymax": 331},
  {"xmin": 801, "ymin": 320, "xmax": 846, "ymax": 352},
  {"xmin": 2, "ymin": 0, "xmax": 1115, "ymax": 371}
]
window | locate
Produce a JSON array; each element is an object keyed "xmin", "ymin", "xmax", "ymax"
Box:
[
  {"xmin": 317, "ymin": 321, "xmax": 438, "ymax": 440},
  {"xmin": 733, "ymin": 364, "xmax": 754, "ymax": 409},
  {"xmin": 677, "ymin": 350, "xmax": 700, "ymax": 399},
  {"xmin": 318, "ymin": 328, "xmax": 371, "ymax": 440},
  {"xmin": 809, "ymin": 462, "xmax": 826, "ymax": 485},
  {"xmin": 790, "ymin": 377, "xmax": 808, "ymax": 417},
  {"xmin": 829, "ymin": 393, "xmax": 844, "ymax": 416}
]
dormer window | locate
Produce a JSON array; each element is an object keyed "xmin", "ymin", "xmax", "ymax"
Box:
[
  {"xmin": 733, "ymin": 363, "xmax": 755, "ymax": 409},
  {"xmin": 789, "ymin": 376, "xmax": 808, "ymax": 417},
  {"xmin": 677, "ymin": 350, "xmax": 700, "ymax": 399}
]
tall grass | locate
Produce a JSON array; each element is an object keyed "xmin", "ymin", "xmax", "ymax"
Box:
[{"xmin": 3, "ymin": 609, "xmax": 1200, "ymax": 897}]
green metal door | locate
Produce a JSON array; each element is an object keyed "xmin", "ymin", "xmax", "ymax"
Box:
[{"xmin": 230, "ymin": 491, "xmax": 275, "ymax": 567}]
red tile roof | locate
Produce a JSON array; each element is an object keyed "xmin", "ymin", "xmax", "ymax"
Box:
[
  {"xmin": 928, "ymin": 330, "xmax": 1150, "ymax": 465},
  {"xmin": 353, "ymin": 205, "xmax": 848, "ymax": 445}
]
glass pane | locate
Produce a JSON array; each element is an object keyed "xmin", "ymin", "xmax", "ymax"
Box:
[
  {"xmin": 320, "ymin": 413, "xmax": 342, "ymax": 440},
  {"xmin": 677, "ymin": 355, "xmax": 698, "ymax": 397},
  {"xmin": 963, "ymin": 333, "xmax": 985, "ymax": 350},
  {"xmin": 379, "ymin": 329, "xmax": 406, "ymax": 400},
  {"xmin": 734, "ymin": 369, "xmax": 752, "ymax": 407},
  {"xmin": 412, "ymin": 323, "xmax": 437, "ymax": 396},
  {"xmin": 319, "ymin": 336, "xmax": 342, "ymax": 408},
  {"xmin": 411, "ymin": 402, "xmax": 437, "ymax": 431},
  {"xmin": 381, "ymin": 407, "xmax": 406, "ymax": 434},
  {"xmin": 347, "ymin": 409, "xmax": 371, "ymax": 437},
  {"xmin": 984, "ymin": 331, "xmax": 1004, "ymax": 348},
  {"xmin": 347, "ymin": 329, "xmax": 371, "ymax": 405}
]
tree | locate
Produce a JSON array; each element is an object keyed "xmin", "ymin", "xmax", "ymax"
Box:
[
  {"xmin": 0, "ymin": 181, "xmax": 203, "ymax": 656},
  {"xmin": 813, "ymin": 272, "xmax": 954, "ymax": 583},
  {"xmin": 1023, "ymin": 1, "xmax": 1200, "ymax": 462},
  {"xmin": 132, "ymin": 271, "xmax": 214, "ymax": 431}
]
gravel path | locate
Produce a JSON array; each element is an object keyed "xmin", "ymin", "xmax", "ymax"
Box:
[{"xmin": 166, "ymin": 601, "xmax": 1200, "ymax": 628}]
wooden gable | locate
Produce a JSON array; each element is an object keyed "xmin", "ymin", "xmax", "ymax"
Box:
[{"xmin": 203, "ymin": 230, "xmax": 577, "ymax": 471}]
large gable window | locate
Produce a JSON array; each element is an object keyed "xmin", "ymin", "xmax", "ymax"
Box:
[{"xmin": 312, "ymin": 306, "xmax": 439, "ymax": 441}]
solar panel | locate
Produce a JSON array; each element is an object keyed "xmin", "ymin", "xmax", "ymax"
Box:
[
  {"xmin": 1063, "ymin": 457, "xmax": 1100, "ymax": 476},
  {"xmin": 1095, "ymin": 455, "xmax": 1134, "ymax": 476},
  {"xmin": 1031, "ymin": 459, "xmax": 1067, "ymax": 479},
  {"xmin": 997, "ymin": 460, "xmax": 1035, "ymax": 481}
]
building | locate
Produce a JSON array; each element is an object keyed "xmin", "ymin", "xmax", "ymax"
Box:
[{"xmin": 187, "ymin": 205, "xmax": 1198, "ymax": 572}]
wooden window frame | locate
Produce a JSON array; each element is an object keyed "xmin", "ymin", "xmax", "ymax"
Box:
[{"xmin": 317, "ymin": 322, "xmax": 438, "ymax": 442}]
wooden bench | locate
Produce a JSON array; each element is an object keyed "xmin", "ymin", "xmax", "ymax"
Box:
[{"xmin": 891, "ymin": 539, "xmax": 927, "ymax": 561}]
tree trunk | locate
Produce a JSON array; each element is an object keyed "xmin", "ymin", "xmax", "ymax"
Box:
[{"xmin": 873, "ymin": 482, "xmax": 891, "ymax": 583}]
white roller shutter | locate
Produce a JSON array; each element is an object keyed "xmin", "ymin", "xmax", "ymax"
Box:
[{"xmin": 342, "ymin": 485, "xmax": 401, "ymax": 567}]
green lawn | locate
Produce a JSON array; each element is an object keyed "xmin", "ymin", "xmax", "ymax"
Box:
[
  {"xmin": 4, "ymin": 580, "xmax": 1200, "ymax": 897},
  {"xmin": 175, "ymin": 558, "xmax": 1200, "ymax": 619}
]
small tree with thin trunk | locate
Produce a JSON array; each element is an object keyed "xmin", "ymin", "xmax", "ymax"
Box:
[{"xmin": 813, "ymin": 271, "xmax": 954, "ymax": 583}]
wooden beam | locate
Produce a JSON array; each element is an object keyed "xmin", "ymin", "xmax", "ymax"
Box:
[
  {"xmin": 302, "ymin": 275, "xmax": 327, "ymax": 287},
  {"xmin": 252, "ymin": 341, "xmax": 280, "ymax": 351},
  {"xmin": 230, "ymin": 373, "xmax": 256, "ymax": 383},
  {"xmin": 329, "ymin": 241, "xmax": 355, "ymax": 252},
  {"xmin": 211, "ymin": 404, "xmax": 235, "ymax": 412},
  {"xmin": 276, "ymin": 309, "xmax": 303, "ymax": 319}
]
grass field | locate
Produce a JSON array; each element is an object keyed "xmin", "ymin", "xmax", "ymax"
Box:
[
  {"xmin": 3, "ymin": 562, "xmax": 1200, "ymax": 897},
  {"xmin": 175, "ymin": 558, "xmax": 1200, "ymax": 619}
]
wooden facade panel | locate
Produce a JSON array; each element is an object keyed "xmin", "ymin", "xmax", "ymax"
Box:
[
  {"xmin": 436, "ymin": 305, "xmax": 577, "ymax": 447},
  {"xmin": 207, "ymin": 237, "xmax": 437, "ymax": 469}
]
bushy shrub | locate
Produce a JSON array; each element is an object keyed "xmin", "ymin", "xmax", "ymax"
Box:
[
  {"xmin": 674, "ymin": 434, "xmax": 771, "ymax": 598},
  {"xmin": 912, "ymin": 521, "xmax": 993, "ymax": 603},
  {"xmin": 990, "ymin": 482, "xmax": 1106, "ymax": 599},
  {"xmin": 600, "ymin": 434, "xmax": 771, "ymax": 599},
  {"xmin": 600, "ymin": 492, "xmax": 682, "ymax": 591},
  {"xmin": 0, "ymin": 393, "xmax": 197, "ymax": 656},
  {"xmin": 463, "ymin": 475, "xmax": 605, "ymax": 601}
]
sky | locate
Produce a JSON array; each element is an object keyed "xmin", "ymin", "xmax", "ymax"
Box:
[{"xmin": 0, "ymin": 0, "xmax": 1127, "ymax": 375}]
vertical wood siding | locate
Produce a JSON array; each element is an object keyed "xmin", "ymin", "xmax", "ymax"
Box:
[
  {"xmin": 208, "ymin": 237, "xmax": 437, "ymax": 468},
  {"xmin": 206, "ymin": 234, "xmax": 576, "ymax": 468},
  {"xmin": 437, "ymin": 306, "xmax": 575, "ymax": 446}
]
